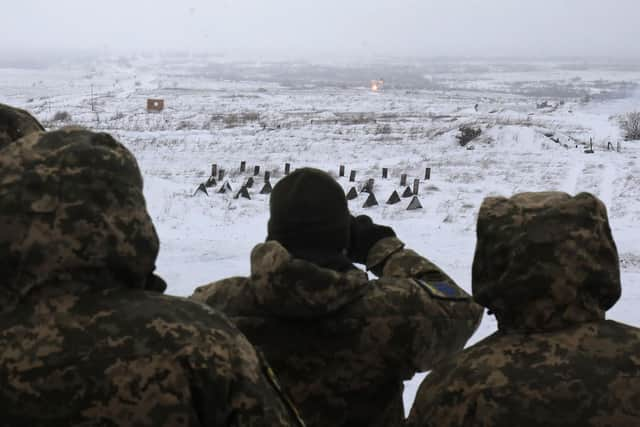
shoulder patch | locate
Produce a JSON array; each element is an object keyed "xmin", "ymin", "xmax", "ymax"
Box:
[{"xmin": 414, "ymin": 279, "xmax": 469, "ymax": 300}]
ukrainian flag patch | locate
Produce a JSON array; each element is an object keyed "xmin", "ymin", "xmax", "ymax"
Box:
[{"xmin": 415, "ymin": 279, "xmax": 469, "ymax": 300}]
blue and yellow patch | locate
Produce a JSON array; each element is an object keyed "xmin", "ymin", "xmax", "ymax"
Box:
[{"xmin": 415, "ymin": 279, "xmax": 469, "ymax": 300}]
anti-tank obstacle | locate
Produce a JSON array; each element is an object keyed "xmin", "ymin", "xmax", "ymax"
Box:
[
  {"xmin": 407, "ymin": 196, "xmax": 423, "ymax": 210},
  {"xmin": 363, "ymin": 192, "xmax": 378, "ymax": 208},
  {"xmin": 386, "ymin": 190, "xmax": 401, "ymax": 205},
  {"xmin": 346, "ymin": 187, "xmax": 359, "ymax": 200},
  {"xmin": 194, "ymin": 163, "xmax": 429, "ymax": 215}
]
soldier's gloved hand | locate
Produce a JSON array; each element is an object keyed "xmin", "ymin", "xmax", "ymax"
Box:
[{"xmin": 347, "ymin": 215, "xmax": 396, "ymax": 265}]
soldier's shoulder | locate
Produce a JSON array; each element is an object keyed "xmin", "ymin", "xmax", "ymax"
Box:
[
  {"xmin": 584, "ymin": 320, "xmax": 640, "ymax": 357},
  {"xmin": 604, "ymin": 319, "xmax": 640, "ymax": 336},
  {"xmin": 413, "ymin": 325, "xmax": 640, "ymax": 426},
  {"xmin": 147, "ymin": 291, "xmax": 237, "ymax": 325},
  {"xmin": 429, "ymin": 321, "xmax": 640, "ymax": 383},
  {"xmin": 101, "ymin": 290, "xmax": 246, "ymax": 350},
  {"xmin": 411, "ymin": 335, "xmax": 515, "ymax": 407},
  {"xmin": 190, "ymin": 276, "xmax": 253, "ymax": 312}
]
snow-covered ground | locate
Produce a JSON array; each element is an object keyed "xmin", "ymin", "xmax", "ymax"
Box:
[{"xmin": 2, "ymin": 55, "xmax": 639, "ymax": 415}]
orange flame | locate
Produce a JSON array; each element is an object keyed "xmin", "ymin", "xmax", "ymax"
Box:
[{"xmin": 370, "ymin": 79, "xmax": 384, "ymax": 92}]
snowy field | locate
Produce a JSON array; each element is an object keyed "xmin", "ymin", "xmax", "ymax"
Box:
[{"xmin": 2, "ymin": 54, "xmax": 640, "ymax": 414}]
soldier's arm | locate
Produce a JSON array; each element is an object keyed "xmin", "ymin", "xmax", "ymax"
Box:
[
  {"xmin": 366, "ymin": 236, "xmax": 454, "ymax": 283},
  {"xmin": 366, "ymin": 237, "xmax": 483, "ymax": 371}
]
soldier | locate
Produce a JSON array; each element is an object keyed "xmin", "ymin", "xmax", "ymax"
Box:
[
  {"xmin": 0, "ymin": 102, "xmax": 45, "ymax": 145},
  {"xmin": 0, "ymin": 127, "xmax": 303, "ymax": 427},
  {"xmin": 407, "ymin": 192, "xmax": 640, "ymax": 427},
  {"xmin": 192, "ymin": 168, "xmax": 483, "ymax": 427}
]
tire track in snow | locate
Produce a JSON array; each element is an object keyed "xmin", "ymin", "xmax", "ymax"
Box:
[
  {"xmin": 561, "ymin": 155, "xmax": 584, "ymax": 194},
  {"xmin": 598, "ymin": 160, "xmax": 615, "ymax": 211}
]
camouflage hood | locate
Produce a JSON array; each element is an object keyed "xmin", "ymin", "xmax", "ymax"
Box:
[
  {"xmin": 472, "ymin": 192, "xmax": 620, "ymax": 331},
  {"xmin": 249, "ymin": 241, "xmax": 370, "ymax": 318},
  {"xmin": 0, "ymin": 103, "xmax": 45, "ymax": 145},
  {"xmin": 0, "ymin": 128, "xmax": 160, "ymax": 310}
]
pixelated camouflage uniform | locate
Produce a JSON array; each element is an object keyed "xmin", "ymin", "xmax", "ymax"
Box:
[
  {"xmin": 192, "ymin": 237, "xmax": 483, "ymax": 427},
  {"xmin": 0, "ymin": 103, "xmax": 44, "ymax": 145},
  {"xmin": 0, "ymin": 128, "xmax": 303, "ymax": 427},
  {"xmin": 408, "ymin": 192, "xmax": 640, "ymax": 427}
]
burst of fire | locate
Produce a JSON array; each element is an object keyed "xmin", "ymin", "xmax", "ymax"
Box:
[{"xmin": 370, "ymin": 79, "xmax": 384, "ymax": 92}]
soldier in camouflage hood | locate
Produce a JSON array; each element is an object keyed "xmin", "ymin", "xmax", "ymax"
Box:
[
  {"xmin": 0, "ymin": 102, "xmax": 45, "ymax": 145},
  {"xmin": 0, "ymin": 128, "xmax": 303, "ymax": 427},
  {"xmin": 192, "ymin": 168, "xmax": 483, "ymax": 427},
  {"xmin": 408, "ymin": 191, "xmax": 640, "ymax": 427}
]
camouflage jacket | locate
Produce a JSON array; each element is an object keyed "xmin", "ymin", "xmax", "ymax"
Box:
[
  {"xmin": 0, "ymin": 128, "xmax": 301, "ymax": 427},
  {"xmin": 192, "ymin": 237, "xmax": 483, "ymax": 427},
  {"xmin": 407, "ymin": 320, "xmax": 640, "ymax": 427},
  {"xmin": 0, "ymin": 280, "xmax": 304, "ymax": 427},
  {"xmin": 408, "ymin": 192, "xmax": 638, "ymax": 427}
]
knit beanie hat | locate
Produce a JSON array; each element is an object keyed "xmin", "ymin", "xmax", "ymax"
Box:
[{"xmin": 267, "ymin": 168, "xmax": 350, "ymax": 253}]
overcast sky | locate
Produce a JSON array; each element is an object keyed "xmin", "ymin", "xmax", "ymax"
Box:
[{"xmin": 4, "ymin": 0, "xmax": 640, "ymax": 59}]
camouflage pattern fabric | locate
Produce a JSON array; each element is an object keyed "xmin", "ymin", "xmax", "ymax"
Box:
[
  {"xmin": 473, "ymin": 191, "xmax": 620, "ymax": 331},
  {"xmin": 0, "ymin": 103, "xmax": 45, "ymax": 145},
  {"xmin": 407, "ymin": 320, "xmax": 640, "ymax": 427},
  {"xmin": 407, "ymin": 192, "xmax": 640, "ymax": 427},
  {"xmin": 0, "ymin": 128, "xmax": 159, "ymax": 308},
  {"xmin": 0, "ymin": 128, "xmax": 302, "ymax": 426},
  {"xmin": 192, "ymin": 237, "xmax": 483, "ymax": 427}
]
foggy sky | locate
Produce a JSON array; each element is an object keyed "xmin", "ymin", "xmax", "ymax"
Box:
[{"xmin": 4, "ymin": 0, "xmax": 640, "ymax": 59}]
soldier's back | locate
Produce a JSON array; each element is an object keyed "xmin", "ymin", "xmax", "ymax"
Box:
[
  {"xmin": 195, "ymin": 275, "xmax": 401, "ymax": 427},
  {"xmin": 0, "ymin": 284, "xmax": 298, "ymax": 427},
  {"xmin": 408, "ymin": 319, "xmax": 640, "ymax": 427},
  {"xmin": 193, "ymin": 240, "xmax": 482, "ymax": 427}
]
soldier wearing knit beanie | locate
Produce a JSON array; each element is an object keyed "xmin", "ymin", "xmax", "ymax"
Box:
[{"xmin": 193, "ymin": 166, "xmax": 482, "ymax": 427}]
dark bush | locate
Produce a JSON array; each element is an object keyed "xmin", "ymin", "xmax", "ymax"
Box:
[
  {"xmin": 375, "ymin": 124, "xmax": 392, "ymax": 135},
  {"xmin": 223, "ymin": 112, "xmax": 260, "ymax": 128},
  {"xmin": 457, "ymin": 125, "xmax": 482, "ymax": 147},
  {"xmin": 620, "ymin": 112, "xmax": 640, "ymax": 141},
  {"xmin": 52, "ymin": 111, "xmax": 72, "ymax": 122}
]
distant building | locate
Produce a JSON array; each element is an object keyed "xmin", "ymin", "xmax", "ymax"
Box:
[{"xmin": 147, "ymin": 99, "xmax": 165, "ymax": 112}]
